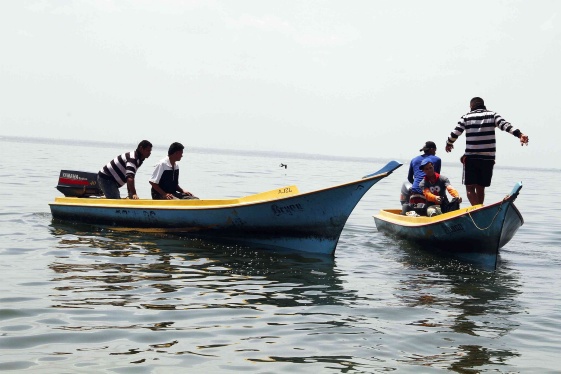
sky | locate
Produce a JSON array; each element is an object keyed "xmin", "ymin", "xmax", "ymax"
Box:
[{"xmin": 1, "ymin": 0, "xmax": 560, "ymax": 169}]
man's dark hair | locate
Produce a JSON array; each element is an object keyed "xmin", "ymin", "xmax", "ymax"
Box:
[
  {"xmin": 168, "ymin": 142, "xmax": 184, "ymax": 156},
  {"xmin": 137, "ymin": 140, "xmax": 153, "ymax": 149},
  {"xmin": 470, "ymin": 97, "xmax": 485, "ymax": 110}
]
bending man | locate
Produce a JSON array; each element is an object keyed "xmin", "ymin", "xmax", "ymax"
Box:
[{"xmin": 97, "ymin": 140, "xmax": 152, "ymax": 199}]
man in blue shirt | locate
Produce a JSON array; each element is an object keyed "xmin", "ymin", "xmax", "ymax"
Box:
[{"xmin": 407, "ymin": 141, "xmax": 442, "ymax": 204}]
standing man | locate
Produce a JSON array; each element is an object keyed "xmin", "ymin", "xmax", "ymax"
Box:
[
  {"xmin": 149, "ymin": 142, "xmax": 197, "ymax": 200},
  {"xmin": 407, "ymin": 141, "xmax": 442, "ymax": 204},
  {"xmin": 97, "ymin": 140, "xmax": 152, "ymax": 199},
  {"xmin": 445, "ymin": 97, "xmax": 529, "ymax": 205}
]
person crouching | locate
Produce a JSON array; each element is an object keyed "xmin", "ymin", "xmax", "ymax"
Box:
[{"xmin": 418, "ymin": 159, "xmax": 463, "ymax": 216}]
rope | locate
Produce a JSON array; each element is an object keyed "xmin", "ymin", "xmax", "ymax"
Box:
[{"xmin": 467, "ymin": 199, "xmax": 506, "ymax": 231}]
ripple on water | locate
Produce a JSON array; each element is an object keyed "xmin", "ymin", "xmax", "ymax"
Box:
[{"xmin": 1, "ymin": 138, "xmax": 560, "ymax": 372}]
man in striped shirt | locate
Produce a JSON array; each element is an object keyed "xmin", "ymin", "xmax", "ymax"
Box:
[
  {"xmin": 445, "ymin": 97, "xmax": 529, "ymax": 205},
  {"xmin": 97, "ymin": 140, "xmax": 153, "ymax": 199}
]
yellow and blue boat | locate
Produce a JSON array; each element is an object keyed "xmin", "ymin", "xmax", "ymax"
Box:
[
  {"xmin": 373, "ymin": 182, "xmax": 524, "ymax": 268},
  {"xmin": 50, "ymin": 161, "xmax": 402, "ymax": 256}
]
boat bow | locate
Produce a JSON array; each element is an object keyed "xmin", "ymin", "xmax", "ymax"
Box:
[{"xmin": 373, "ymin": 182, "xmax": 524, "ymax": 268}]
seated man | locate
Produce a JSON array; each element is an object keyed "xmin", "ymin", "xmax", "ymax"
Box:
[
  {"xmin": 418, "ymin": 159, "xmax": 463, "ymax": 216},
  {"xmin": 149, "ymin": 142, "xmax": 198, "ymax": 200},
  {"xmin": 401, "ymin": 141, "xmax": 442, "ymax": 215},
  {"xmin": 408, "ymin": 141, "xmax": 442, "ymax": 204}
]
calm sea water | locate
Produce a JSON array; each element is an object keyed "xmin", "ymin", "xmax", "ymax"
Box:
[{"xmin": 1, "ymin": 136, "xmax": 560, "ymax": 373}]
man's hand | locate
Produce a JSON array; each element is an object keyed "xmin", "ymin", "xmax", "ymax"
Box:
[
  {"xmin": 520, "ymin": 134, "xmax": 529, "ymax": 146},
  {"xmin": 445, "ymin": 143, "xmax": 453, "ymax": 153}
]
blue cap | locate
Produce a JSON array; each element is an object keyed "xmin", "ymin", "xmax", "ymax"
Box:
[{"xmin": 419, "ymin": 158, "xmax": 433, "ymax": 171}]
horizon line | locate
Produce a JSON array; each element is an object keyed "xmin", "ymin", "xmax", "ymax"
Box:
[{"xmin": 1, "ymin": 134, "xmax": 556, "ymax": 172}]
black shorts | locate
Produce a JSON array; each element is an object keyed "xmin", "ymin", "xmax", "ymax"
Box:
[{"xmin": 463, "ymin": 158, "xmax": 494, "ymax": 187}]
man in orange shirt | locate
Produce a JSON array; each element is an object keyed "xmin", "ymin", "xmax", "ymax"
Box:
[{"xmin": 418, "ymin": 159, "xmax": 463, "ymax": 217}]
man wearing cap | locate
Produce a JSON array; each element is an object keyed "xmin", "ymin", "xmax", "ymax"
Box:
[
  {"xmin": 418, "ymin": 159, "xmax": 462, "ymax": 217},
  {"xmin": 445, "ymin": 97, "xmax": 529, "ymax": 205},
  {"xmin": 407, "ymin": 141, "xmax": 442, "ymax": 204}
]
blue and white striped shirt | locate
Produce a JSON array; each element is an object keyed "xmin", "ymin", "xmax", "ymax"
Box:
[
  {"xmin": 446, "ymin": 109, "xmax": 522, "ymax": 161},
  {"xmin": 99, "ymin": 150, "xmax": 144, "ymax": 187}
]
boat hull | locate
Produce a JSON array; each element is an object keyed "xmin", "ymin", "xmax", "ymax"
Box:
[
  {"xmin": 373, "ymin": 182, "xmax": 524, "ymax": 267},
  {"xmin": 50, "ymin": 161, "xmax": 402, "ymax": 255}
]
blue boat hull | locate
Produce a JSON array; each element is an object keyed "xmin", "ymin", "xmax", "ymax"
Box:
[
  {"xmin": 50, "ymin": 161, "xmax": 402, "ymax": 255},
  {"xmin": 374, "ymin": 182, "xmax": 524, "ymax": 267}
]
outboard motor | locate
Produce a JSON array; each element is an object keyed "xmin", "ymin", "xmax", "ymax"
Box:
[
  {"xmin": 400, "ymin": 181, "xmax": 412, "ymax": 206},
  {"xmin": 56, "ymin": 170, "xmax": 103, "ymax": 197}
]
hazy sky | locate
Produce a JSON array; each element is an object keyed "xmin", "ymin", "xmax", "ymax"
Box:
[{"xmin": 1, "ymin": 1, "xmax": 560, "ymax": 168}]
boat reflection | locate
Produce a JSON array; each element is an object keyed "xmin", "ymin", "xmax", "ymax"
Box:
[
  {"xmin": 385, "ymin": 235, "xmax": 502, "ymax": 270},
  {"xmin": 393, "ymin": 241, "xmax": 522, "ymax": 372},
  {"xmin": 48, "ymin": 222, "xmax": 345, "ymax": 311}
]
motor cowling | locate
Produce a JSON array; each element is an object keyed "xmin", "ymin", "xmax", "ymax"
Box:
[
  {"xmin": 56, "ymin": 170, "xmax": 103, "ymax": 197},
  {"xmin": 400, "ymin": 181, "xmax": 412, "ymax": 205}
]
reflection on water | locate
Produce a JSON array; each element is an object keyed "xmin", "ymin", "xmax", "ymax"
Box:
[
  {"xmin": 2, "ymin": 138, "xmax": 559, "ymax": 372},
  {"xmin": 391, "ymin": 241, "xmax": 522, "ymax": 372},
  {"xmin": 43, "ymin": 221, "xmax": 526, "ymax": 372},
  {"xmin": 379, "ymin": 232, "xmax": 500, "ymax": 270},
  {"xmin": 49, "ymin": 222, "xmax": 345, "ymax": 311},
  {"xmin": 43, "ymin": 222, "xmax": 385, "ymax": 371}
]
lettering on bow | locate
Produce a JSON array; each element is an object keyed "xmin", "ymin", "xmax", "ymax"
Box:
[
  {"xmin": 278, "ymin": 187, "xmax": 293, "ymax": 194},
  {"xmin": 443, "ymin": 223, "xmax": 464, "ymax": 235},
  {"xmin": 271, "ymin": 203, "xmax": 304, "ymax": 216}
]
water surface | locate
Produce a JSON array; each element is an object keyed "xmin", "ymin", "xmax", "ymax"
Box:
[{"xmin": 1, "ymin": 137, "xmax": 560, "ymax": 373}]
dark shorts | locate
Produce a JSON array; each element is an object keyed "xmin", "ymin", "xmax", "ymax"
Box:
[
  {"xmin": 463, "ymin": 158, "xmax": 494, "ymax": 187},
  {"xmin": 409, "ymin": 193, "xmax": 426, "ymax": 205}
]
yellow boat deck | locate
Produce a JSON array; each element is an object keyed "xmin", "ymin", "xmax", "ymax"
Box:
[
  {"xmin": 51, "ymin": 185, "xmax": 300, "ymax": 209},
  {"xmin": 376, "ymin": 205, "xmax": 484, "ymax": 226}
]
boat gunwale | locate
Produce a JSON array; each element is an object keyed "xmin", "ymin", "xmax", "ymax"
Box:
[
  {"xmin": 374, "ymin": 198, "xmax": 512, "ymax": 228},
  {"xmin": 50, "ymin": 169, "xmax": 396, "ymax": 211}
]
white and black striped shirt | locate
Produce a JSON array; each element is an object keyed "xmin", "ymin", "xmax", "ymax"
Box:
[
  {"xmin": 99, "ymin": 150, "xmax": 144, "ymax": 187},
  {"xmin": 446, "ymin": 109, "xmax": 522, "ymax": 161}
]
